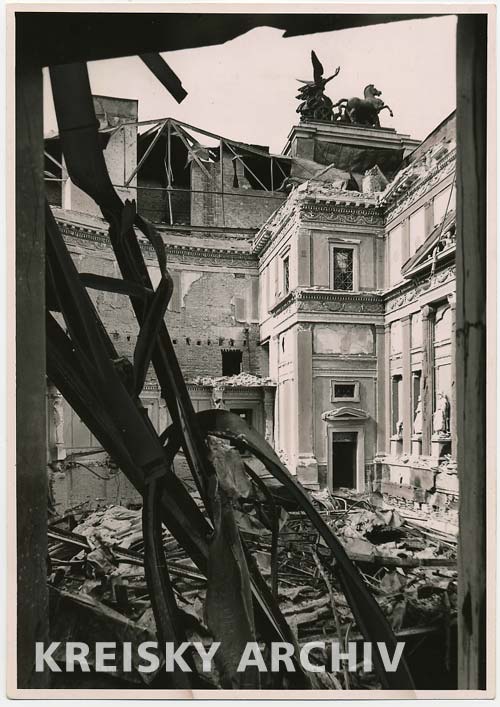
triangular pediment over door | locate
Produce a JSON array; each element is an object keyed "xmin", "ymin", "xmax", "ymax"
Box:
[{"xmin": 321, "ymin": 407, "xmax": 370, "ymax": 422}]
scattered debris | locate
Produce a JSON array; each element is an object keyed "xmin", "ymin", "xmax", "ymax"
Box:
[{"xmin": 47, "ymin": 484, "xmax": 457, "ymax": 688}]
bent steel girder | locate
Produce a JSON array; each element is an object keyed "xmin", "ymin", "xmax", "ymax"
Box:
[{"xmin": 45, "ymin": 60, "xmax": 414, "ymax": 690}]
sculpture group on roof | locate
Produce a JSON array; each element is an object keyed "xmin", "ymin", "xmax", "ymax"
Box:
[{"xmin": 296, "ymin": 51, "xmax": 394, "ymax": 128}]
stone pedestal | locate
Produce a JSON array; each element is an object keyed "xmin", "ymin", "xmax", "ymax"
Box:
[
  {"xmin": 390, "ymin": 436, "xmax": 403, "ymax": 456},
  {"xmin": 435, "ymin": 469, "xmax": 459, "ymax": 495},
  {"xmin": 263, "ymin": 387, "xmax": 275, "ymax": 448},
  {"xmin": 284, "ymin": 121, "xmax": 420, "ymax": 170},
  {"xmin": 431, "ymin": 435, "xmax": 452, "ymax": 460},
  {"xmin": 411, "ymin": 436, "xmax": 422, "ymax": 457},
  {"xmin": 296, "ymin": 454, "xmax": 319, "ymax": 489}
]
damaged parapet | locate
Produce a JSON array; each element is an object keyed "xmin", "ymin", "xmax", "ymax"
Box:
[{"xmin": 189, "ymin": 374, "xmax": 277, "ymax": 447}]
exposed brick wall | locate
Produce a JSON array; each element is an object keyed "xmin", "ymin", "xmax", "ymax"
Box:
[
  {"xmin": 160, "ymin": 269, "xmax": 262, "ymax": 379},
  {"xmin": 61, "ymin": 229, "xmax": 263, "ymax": 381},
  {"xmin": 191, "ymin": 151, "xmax": 285, "ymax": 229},
  {"xmin": 137, "ymin": 178, "xmax": 191, "ymax": 225}
]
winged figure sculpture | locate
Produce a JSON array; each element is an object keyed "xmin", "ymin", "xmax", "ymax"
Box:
[{"xmin": 296, "ymin": 51, "xmax": 341, "ymax": 122}]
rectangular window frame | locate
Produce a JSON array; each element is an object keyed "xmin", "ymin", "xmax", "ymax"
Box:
[
  {"xmin": 330, "ymin": 380, "xmax": 360, "ymax": 403},
  {"xmin": 282, "ymin": 255, "xmax": 290, "ymax": 295},
  {"xmin": 391, "ymin": 374, "xmax": 403, "ymax": 438},
  {"xmin": 329, "ymin": 242, "xmax": 359, "ymax": 292}
]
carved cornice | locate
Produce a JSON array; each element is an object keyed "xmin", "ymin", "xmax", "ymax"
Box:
[
  {"xmin": 58, "ymin": 221, "xmax": 258, "ymax": 268},
  {"xmin": 385, "ymin": 266, "xmax": 455, "ymax": 312},
  {"xmin": 270, "ymin": 288, "xmax": 384, "ymax": 316},
  {"xmin": 253, "ymin": 186, "xmax": 384, "ymax": 257},
  {"xmin": 252, "ymin": 192, "xmax": 299, "ymax": 255},
  {"xmin": 300, "ymin": 203, "xmax": 384, "ymax": 227},
  {"xmin": 383, "ymin": 150, "xmax": 455, "ymax": 221}
]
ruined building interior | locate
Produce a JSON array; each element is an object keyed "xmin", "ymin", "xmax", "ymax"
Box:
[
  {"xmin": 45, "ymin": 95, "xmax": 457, "ymax": 522},
  {"xmin": 14, "ymin": 10, "xmax": 487, "ymax": 693}
]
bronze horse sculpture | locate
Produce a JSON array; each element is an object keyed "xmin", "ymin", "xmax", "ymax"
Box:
[{"xmin": 333, "ymin": 85, "xmax": 394, "ymax": 127}]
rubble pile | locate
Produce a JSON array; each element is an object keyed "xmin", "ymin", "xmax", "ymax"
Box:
[{"xmin": 47, "ymin": 488, "xmax": 457, "ymax": 688}]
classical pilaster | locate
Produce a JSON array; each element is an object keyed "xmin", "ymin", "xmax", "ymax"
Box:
[
  {"xmin": 421, "ymin": 304, "xmax": 435, "ymax": 455},
  {"xmin": 269, "ymin": 334, "xmax": 280, "ymax": 450},
  {"xmin": 448, "ymin": 292, "xmax": 457, "ymax": 459},
  {"xmin": 263, "ymin": 387, "xmax": 275, "ymax": 448},
  {"xmin": 411, "ymin": 371, "xmax": 423, "ymax": 456},
  {"xmin": 384, "ymin": 324, "xmax": 392, "ymax": 452},
  {"xmin": 294, "ymin": 324, "xmax": 318, "ymax": 487},
  {"xmin": 296, "ymin": 228, "xmax": 312, "ymax": 287},
  {"xmin": 424, "ymin": 199, "xmax": 434, "ymax": 236},
  {"xmin": 401, "ymin": 219, "xmax": 410, "ymax": 264},
  {"xmin": 401, "ymin": 316, "xmax": 412, "ymax": 454},
  {"xmin": 375, "ymin": 325, "xmax": 386, "ymax": 453}
]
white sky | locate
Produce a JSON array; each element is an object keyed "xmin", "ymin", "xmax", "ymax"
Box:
[{"xmin": 43, "ymin": 15, "xmax": 457, "ymax": 152}]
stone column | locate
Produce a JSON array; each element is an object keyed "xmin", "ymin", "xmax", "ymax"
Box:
[
  {"xmin": 269, "ymin": 335, "xmax": 280, "ymax": 450},
  {"xmin": 294, "ymin": 324, "xmax": 318, "ymax": 487},
  {"xmin": 411, "ymin": 370, "xmax": 423, "ymax": 456},
  {"xmin": 401, "ymin": 219, "xmax": 410, "ymax": 264},
  {"xmin": 263, "ymin": 387, "xmax": 275, "ymax": 448},
  {"xmin": 448, "ymin": 292, "xmax": 457, "ymax": 459},
  {"xmin": 375, "ymin": 325, "xmax": 386, "ymax": 453},
  {"xmin": 296, "ymin": 228, "xmax": 311, "ymax": 287},
  {"xmin": 384, "ymin": 324, "xmax": 392, "ymax": 452},
  {"xmin": 420, "ymin": 305, "xmax": 435, "ymax": 455},
  {"xmin": 424, "ymin": 199, "xmax": 434, "ymax": 236},
  {"xmin": 401, "ymin": 316, "xmax": 412, "ymax": 454}
]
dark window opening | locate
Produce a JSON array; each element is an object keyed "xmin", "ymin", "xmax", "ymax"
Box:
[
  {"xmin": 412, "ymin": 371, "xmax": 422, "ymax": 419},
  {"xmin": 283, "ymin": 256, "xmax": 290, "ymax": 294},
  {"xmin": 334, "ymin": 383, "xmax": 356, "ymax": 399},
  {"xmin": 136, "ymin": 131, "xmax": 192, "ymax": 226},
  {"xmin": 222, "ymin": 349, "xmax": 242, "ymax": 376},
  {"xmin": 333, "ymin": 248, "xmax": 354, "ymax": 291},
  {"xmin": 392, "ymin": 375, "xmax": 403, "ymax": 436},
  {"xmin": 236, "ymin": 148, "xmax": 290, "ymax": 191}
]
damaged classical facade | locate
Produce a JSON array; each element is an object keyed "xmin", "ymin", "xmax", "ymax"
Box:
[
  {"xmin": 257, "ymin": 113, "xmax": 456, "ymax": 508},
  {"xmin": 45, "ymin": 94, "xmax": 457, "ymax": 511}
]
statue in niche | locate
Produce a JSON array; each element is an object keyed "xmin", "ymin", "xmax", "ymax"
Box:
[
  {"xmin": 433, "ymin": 391, "xmax": 450, "ymax": 436},
  {"xmin": 53, "ymin": 394, "xmax": 65, "ymax": 446},
  {"xmin": 396, "ymin": 420, "xmax": 403, "ymax": 438},
  {"xmin": 333, "ymin": 85, "xmax": 394, "ymax": 127},
  {"xmin": 212, "ymin": 385, "xmax": 227, "ymax": 410},
  {"xmin": 296, "ymin": 51, "xmax": 340, "ymax": 122},
  {"xmin": 413, "ymin": 396, "xmax": 423, "ymax": 436}
]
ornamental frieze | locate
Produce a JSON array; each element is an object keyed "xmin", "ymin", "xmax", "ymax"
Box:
[
  {"xmin": 299, "ymin": 204, "xmax": 384, "ymax": 227},
  {"xmin": 385, "ymin": 156, "xmax": 455, "ymax": 222},
  {"xmin": 298, "ymin": 297, "xmax": 384, "ymax": 314},
  {"xmin": 385, "ymin": 266, "xmax": 455, "ymax": 312},
  {"xmin": 270, "ymin": 289, "xmax": 384, "ymax": 316},
  {"xmin": 58, "ymin": 221, "xmax": 258, "ymax": 269}
]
